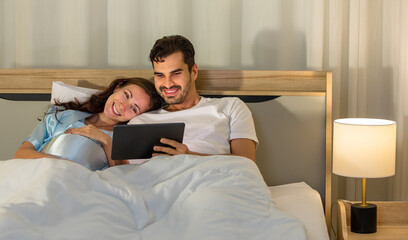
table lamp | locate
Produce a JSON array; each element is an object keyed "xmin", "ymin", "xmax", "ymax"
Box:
[{"xmin": 333, "ymin": 118, "xmax": 396, "ymax": 233}]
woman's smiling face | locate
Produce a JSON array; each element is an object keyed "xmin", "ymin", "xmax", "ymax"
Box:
[{"xmin": 104, "ymin": 84, "xmax": 151, "ymax": 123}]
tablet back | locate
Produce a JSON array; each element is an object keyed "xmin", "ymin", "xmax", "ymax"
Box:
[{"xmin": 111, "ymin": 122, "xmax": 185, "ymax": 160}]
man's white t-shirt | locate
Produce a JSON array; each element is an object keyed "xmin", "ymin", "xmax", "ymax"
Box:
[{"xmin": 128, "ymin": 97, "xmax": 258, "ymax": 155}]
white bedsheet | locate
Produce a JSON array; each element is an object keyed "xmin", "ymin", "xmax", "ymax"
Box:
[
  {"xmin": 0, "ymin": 155, "xmax": 307, "ymax": 240},
  {"xmin": 269, "ymin": 182, "xmax": 330, "ymax": 240}
]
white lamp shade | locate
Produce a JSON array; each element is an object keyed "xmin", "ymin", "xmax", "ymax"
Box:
[{"xmin": 333, "ymin": 118, "xmax": 396, "ymax": 178}]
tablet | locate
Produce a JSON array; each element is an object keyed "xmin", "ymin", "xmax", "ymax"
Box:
[{"xmin": 111, "ymin": 122, "xmax": 185, "ymax": 160}]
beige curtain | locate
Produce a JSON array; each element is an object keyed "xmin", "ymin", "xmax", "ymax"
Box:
[
  {"xmin": 1, "ymin": 0, "xmax": 407, "ymax": 200},
  {"xmin": 327, "ymin": 0, "xmax": 408, "ymax": 201},
  {"xmin": 1, "ymin": 0, "xmax": 326, "ymax": 69}
]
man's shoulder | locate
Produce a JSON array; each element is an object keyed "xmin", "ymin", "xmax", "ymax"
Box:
[
  {"xmin": 128, "ymin": 108, "xmax": 166, "ymax": 124},
  {"xmin": 201, "ymin": 96, "xmax": 243, "ymax": 105},
  {"xmin": 139, "ymin": 108, "xmax": 165, "ymax": 114},
  {"xmin": 199, "ymin": 97, "xmax": 249, "ymax": 116},
  {"xmin": 202, "ymin": 96, "xmax": 247, "ymax": 110}
]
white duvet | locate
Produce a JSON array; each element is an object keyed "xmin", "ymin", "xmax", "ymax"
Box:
[{"xmin": 0, "ymin": 155, "xmax": 307, "ymax": 240}]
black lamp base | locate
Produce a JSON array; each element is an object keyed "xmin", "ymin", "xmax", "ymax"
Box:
[{"xmin": 351, "ymin": 203, "xmax": 377, "ymax": 233}]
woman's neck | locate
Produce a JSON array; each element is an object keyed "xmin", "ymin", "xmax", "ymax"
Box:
[{"xmin": 85, "ymin": 113, "xmax": 117, "ymax": 131}]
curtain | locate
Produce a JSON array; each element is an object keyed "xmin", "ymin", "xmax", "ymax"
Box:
[
  {"xmin": 1, "ymin": 0, "xmax": 325, "ymax": 69},
  {"xmin": 327, "ymin": 0, "xmax": 408, "ymax": 201},
  {"xmin": 1, "ymin": 0, "xmax": 407, "ymax": 200}
]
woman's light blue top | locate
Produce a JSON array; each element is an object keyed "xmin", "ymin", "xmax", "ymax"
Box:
[{"xmin": 24, "ymin": 106, "xmax": 113, "ymax": 171}]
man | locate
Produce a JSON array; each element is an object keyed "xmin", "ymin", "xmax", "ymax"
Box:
[{"xmin": 129, "ymin": 35, "xmax": 257, "ymax": 161}]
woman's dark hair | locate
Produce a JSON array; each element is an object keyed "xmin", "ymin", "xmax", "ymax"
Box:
[
  {"xmin": 149, "ymin": 35, "xmax": 195, "ymax": 72},
  {"xmin": 51, "ymin": 77, "xmax": 163, "ymax": 118}
]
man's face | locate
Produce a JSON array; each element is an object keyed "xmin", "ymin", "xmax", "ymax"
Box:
[{"xmin": 153, "ymin": 51, "xmax": 197, "ymax": 106}]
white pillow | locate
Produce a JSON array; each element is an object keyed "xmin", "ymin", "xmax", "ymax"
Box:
[{"xmin": 51, "ymin": 81, "xmax": 101, "ymax": 104}]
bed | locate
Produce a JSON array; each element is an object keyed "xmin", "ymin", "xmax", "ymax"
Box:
[{"xmin": 0, "ymin": 69, "xmax": 332, "ymax": 240}]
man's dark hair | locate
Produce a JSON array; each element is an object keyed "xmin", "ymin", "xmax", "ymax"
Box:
[{"xmin": 149, "ymin": 35, "xmax": 195, "ymax": 72}]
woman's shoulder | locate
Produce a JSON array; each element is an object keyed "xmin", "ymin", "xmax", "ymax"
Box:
[{"xmin": 46, "ymin": 106, "xmax": 91, "ymax": 122}]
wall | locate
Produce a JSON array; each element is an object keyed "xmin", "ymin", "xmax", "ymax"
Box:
[{"xmin": 0, "ymin": 99, "xmax": 49, "ymax": 160}]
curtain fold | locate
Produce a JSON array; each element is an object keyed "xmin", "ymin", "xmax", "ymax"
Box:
[
  {"xmin": 1, "ymin": 0, "xmax": 407, "ymax": 200},
  {"xmin": 344, "ymin": 0, "xmax": 408, "ymax": 201},
  {"xmin": 0, "ymin": 0, "xmax": 15, "ymax": 67},
  {"xmin": 393, "ymin": 0, "xmax": 408, "ymax": 200}
]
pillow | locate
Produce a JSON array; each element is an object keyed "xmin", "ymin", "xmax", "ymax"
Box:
[{"xmin": 50, "ymin": 81, "xmax": 101, "ymax": 104}]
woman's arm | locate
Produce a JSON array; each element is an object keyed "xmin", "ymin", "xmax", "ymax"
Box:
[
  {"xmin": 65, "ymin": 126, "xmax": 129, "ymax": 167},
  {"xmin": 14, "ymin": 141, "xmax": 60, "ymax": 159},
  {"xmin": 99, "ymin": 135, "xmax": 129, "ymax": 167}
]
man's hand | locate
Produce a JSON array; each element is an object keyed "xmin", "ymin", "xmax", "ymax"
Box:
[
  {"xmin": 153, "ymin": 138, "xmax": 192, "ymax": 156},
  {"xmin": 152, "ymin": 138, "xmax": 256, "ymax": 162}
]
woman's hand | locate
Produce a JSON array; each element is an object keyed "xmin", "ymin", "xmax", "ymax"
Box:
[
  {"xmin": 65, "ymin": 125, "xmax": 110, "ymax": 146},
  {"xmin": 65, "ymin": 126, "xmax": 122, "ymax": 167},
  {"xmin": 65, "ymin": 126, "xmax": 129, "ymax": 167}
]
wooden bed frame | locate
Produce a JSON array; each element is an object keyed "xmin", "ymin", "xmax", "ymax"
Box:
[{"xmin": 0, "ymin": 68, "xmax": 333, "ymax": 231}]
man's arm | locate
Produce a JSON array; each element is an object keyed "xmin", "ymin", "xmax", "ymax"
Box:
[
  {"xmin": 230, "ymin": 138, "xmax": 256, "ymax": 162},
  {"xmin": 152, "ymin": 138, "xmax": 256, "ymax": 162}
]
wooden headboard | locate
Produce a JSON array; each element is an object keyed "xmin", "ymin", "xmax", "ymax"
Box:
[{"xmin": 0, "ymin": 69, "xmax": 332, "ymax": 230}]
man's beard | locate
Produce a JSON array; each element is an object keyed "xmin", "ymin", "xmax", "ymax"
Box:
[{"xmin": 159, "ymin": 78, "xmax": 192, "ymax": 105}]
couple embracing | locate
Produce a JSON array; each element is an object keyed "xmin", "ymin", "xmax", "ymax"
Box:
[{"xmin": 14, "ymin": 35, "xmax": 258, "ymax": 170}]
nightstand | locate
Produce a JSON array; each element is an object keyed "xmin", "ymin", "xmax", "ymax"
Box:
[{"xmin": 337, "ymin": 200, "xmax": 408, "ymax": 240}]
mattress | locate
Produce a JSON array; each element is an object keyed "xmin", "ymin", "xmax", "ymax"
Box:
[{"xmin": 269, "ymin": 182, "xmax": 329, "ymax": 240}]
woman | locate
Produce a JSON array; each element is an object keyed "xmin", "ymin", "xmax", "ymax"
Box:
[{"xmin": 14, "ymin": 77, "xmax": 163, "ymax": 170}]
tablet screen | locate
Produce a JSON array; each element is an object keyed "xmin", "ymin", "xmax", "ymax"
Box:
[{"xmin": 111, "ymin": 122, "xmax": 185, "ymax": 160}]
